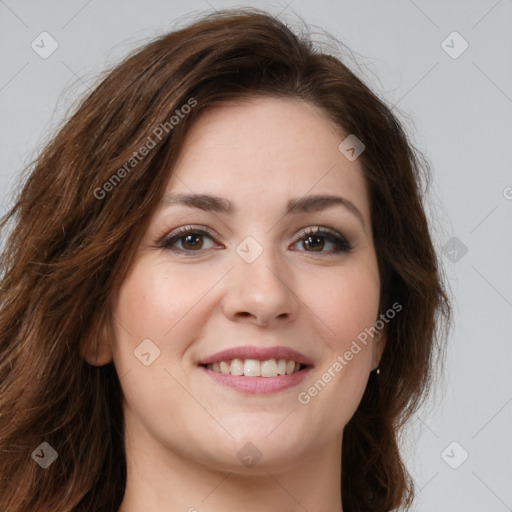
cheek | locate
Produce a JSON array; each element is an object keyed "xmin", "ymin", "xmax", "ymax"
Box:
[
  {"xmin": 112, "ymin": 259, "xmax": 210, "ymax": 347},
  {"xmin": 109, "ymin": 256, "xmax": 229, "ymax": 395},
  {"xmin": 295, "ymin": 262, "xmax": 380, "ymax": 424},
  {"xmin": 313, "ymin": 261, "xmax": 381, "ymax": 352},
  {"xmin": 109, "ymin": 260, "xmax": 209, "ymax": 444}
]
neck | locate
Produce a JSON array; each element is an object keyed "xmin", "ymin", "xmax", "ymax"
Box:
[{"xmin": 118, "ymin": 411, "xmax": 344, "ymax": 511}]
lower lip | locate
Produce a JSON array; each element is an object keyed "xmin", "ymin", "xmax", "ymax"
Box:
[{"xmin": 199, "ymin": 366, "xmax": 312, "ymax": 394}]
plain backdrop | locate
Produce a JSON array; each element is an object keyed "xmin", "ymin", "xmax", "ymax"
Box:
[{"xmin": 1, "ymin": 1, "xmax": 511, "ymax": 510}]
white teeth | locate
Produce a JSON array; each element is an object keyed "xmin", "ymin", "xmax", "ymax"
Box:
[
  {"xmin": 230, "ymin": 358, "xmax": 244, "ymax": 376},
  {"xmin": 261, "ymin": 359, "xmax": 278, "ymax": 377},
  {"xmin": 206, "ymin": 358, "xmax": 303, "ymax": 377},
  {"xmin": 244, "ymin": 359, "xmax": 261, "ymax": 376}
]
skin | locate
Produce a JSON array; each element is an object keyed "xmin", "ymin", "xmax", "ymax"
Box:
[{"xmin": 83, "ymin": 97, "xmax": 386, "ymax": 511}]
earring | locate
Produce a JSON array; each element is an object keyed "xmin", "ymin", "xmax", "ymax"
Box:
[{"xmin": 376, "ymin": 368, "xmax": 381, "ymax": 375}]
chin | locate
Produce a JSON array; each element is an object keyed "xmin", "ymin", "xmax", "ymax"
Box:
[{"xmin": 201, "ymin": 425, "xmax": 313, "ymax": 471}]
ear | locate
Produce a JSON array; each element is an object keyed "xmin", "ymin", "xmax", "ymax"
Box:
[
  {"xmin": 371, "ymin": 329, "xmax": 387, "ymax": 371},
  {"xmin": 80, "ymin": 321, "xmax": 113, "ymax": 366}
]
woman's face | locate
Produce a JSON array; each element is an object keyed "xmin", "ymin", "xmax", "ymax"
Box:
[{"xmin": 105, "ymin": 97, "xmax": 385, "ymax": 473}]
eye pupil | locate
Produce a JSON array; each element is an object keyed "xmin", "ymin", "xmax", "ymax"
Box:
[
  {"xmin": 184, "ymin": 234, "xmax": 202, "ymax": 249},
  {"xmin": 304, "ymin": 235, "xmax": 324, "ymax": 251}
]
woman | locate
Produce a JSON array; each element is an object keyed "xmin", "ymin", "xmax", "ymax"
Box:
[{"xmin": 0, "ymin": 8, "xmax": 451, "ymax": 512}]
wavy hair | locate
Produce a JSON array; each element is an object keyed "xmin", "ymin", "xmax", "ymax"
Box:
[{"xmin": 0, "ymin": 8, "xmax": 451, "ymax": 511}]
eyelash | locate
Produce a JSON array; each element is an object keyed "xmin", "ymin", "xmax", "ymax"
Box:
[{"xmin": 158, "ymin": 225, "xmax": 353, "ymax": 256}]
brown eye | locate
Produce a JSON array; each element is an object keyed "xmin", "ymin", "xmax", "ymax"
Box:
[
  {"xmin": 302, "ymin": 234, "xmax": 326, "ymax": 251},
  {"xmin": 293, "ymin": 227, "xmax": 352, "ymax": 254},
  {"xmin": 160, "ymin": 226, "xmax": 218, "ymax": 253},
  {"xmin": 178, "ymin": 233, "xmax": 204, "ymax": 251}
]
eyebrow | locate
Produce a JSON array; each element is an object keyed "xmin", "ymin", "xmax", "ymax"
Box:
[{"xmin": 160, "ymin": 193, "xmax": 365, "ymax": 227}]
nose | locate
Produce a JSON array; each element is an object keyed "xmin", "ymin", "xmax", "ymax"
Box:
[{"xmin": 221, "ymin": 242, "xmax": 299, "ymax": 327}]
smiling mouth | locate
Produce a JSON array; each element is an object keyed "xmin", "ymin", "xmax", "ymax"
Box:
[{"xmin": 201, "ymin": 358, "xmax": 308, "ymax": 377}]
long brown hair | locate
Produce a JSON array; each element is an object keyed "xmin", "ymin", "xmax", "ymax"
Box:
[{"xmin": 0, "ymin": 8, "xmax": 451, "ymax": 511}]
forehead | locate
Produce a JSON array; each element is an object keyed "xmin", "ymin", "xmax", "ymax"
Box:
[{"xmin": 164, "ymin": 97, "xmax": 370, "ymax": 222}]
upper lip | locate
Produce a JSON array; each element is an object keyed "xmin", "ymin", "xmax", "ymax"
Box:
[{"xmin": 197, "ymin": 345, "xmax": 314, "ymax": 367}]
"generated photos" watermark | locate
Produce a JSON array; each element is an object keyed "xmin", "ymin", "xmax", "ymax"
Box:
[
  {"xmin": 297, "ymin": 301, "xmax": 402, "ymax": 405},
  {"xmin": 94, "ymin": 97, "xmax": 197, "ymax": 200}
]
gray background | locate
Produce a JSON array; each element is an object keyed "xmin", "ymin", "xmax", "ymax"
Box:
[{"xmin": 1, "ymin": 0, "xmax": 511, "ymax": 510}]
